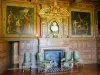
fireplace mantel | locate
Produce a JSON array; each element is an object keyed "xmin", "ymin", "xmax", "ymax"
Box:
[
  {"xmin": 39, "ymin": 38, "xmax": 69, "ymax": 53},
  {"xmin": 40, "ymin": 46, "xmax": 69, "ymax": 53}
]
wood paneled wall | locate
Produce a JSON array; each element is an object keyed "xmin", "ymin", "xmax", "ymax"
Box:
[
  {"xmin": 39, "ymin": 38, "xmax": 97, "ymax": 64},
  {"xmin": 19, "ymin": 40, "xmax": 38, "ymax": 69},
  {"xmin": 69, "ymin": 39, "xmax": 97, "ymax": 64},
  {"xmin": 96, "ymin": 39, "xmax": 100, "ymax": 64},
  {"xmin": 0, "ymin": 40, "xmax": 8, "ymax": 74}
]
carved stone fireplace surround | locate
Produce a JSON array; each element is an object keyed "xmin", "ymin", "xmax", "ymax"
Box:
[{"xmin": 39, "ymin": 38, "xmax": 69, "ymax": 53}]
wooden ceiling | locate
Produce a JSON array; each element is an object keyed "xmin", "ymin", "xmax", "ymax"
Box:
[
  {"xmin": 30, "ymin": 0, "xmax": 100, "ymax": 5},
  {"xmin": 1, "ymin": 0, "xmax": 100, "ymax": 6},
  {"xmin": 33, "ymin": 0, "xmax": 93, "ymax": 3},
  {"xmin": 1, "ymin": 0, "xmax": 99, "ymax": 3}
]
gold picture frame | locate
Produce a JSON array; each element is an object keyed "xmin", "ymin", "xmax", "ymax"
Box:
[
  {"xmin": 2, "ymin": 2, "xmax": 36, "ymax": 37},
  {"xmin": 70, "ymin": 9, "xmax": 93, "ymax": 37},
  {"xmin": 96, "ymin": 10, "xmax": 100, "ymax": 37}
]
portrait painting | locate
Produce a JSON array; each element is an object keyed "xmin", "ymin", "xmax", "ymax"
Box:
[
  {"xmin": 2, "ymin": 2, "xmax": 36, "ymax": 37},
  {"xmin": 71, "ymin": 10, "xmax": 93, "ymax": 37}
]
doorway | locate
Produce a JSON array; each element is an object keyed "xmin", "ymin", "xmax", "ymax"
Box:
[{"xmin": 8, "ymin": 41, "xmax": 19, "ymax": 69}]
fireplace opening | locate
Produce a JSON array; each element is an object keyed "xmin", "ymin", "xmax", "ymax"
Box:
[{"xmin": 44, "ymin": 49, "xmax": 64, "ymax": 68}]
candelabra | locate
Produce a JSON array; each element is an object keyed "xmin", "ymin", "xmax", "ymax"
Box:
[{"xmin": 36, "ymin": 34, "xmax": 39, "ymax": 53}]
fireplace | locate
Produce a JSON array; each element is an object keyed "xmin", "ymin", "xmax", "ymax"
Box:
[
  {"xmin": 38, "ymin": 38, "xmax": 70, "ymax": 73},
  {"xmin": 44, "ymin": 49, "xmax": 64, "ymax": 68}
]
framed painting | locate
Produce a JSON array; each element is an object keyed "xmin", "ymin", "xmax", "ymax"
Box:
[
  {"xmin": 2, "ymin": 2, "xmax": 36, "ymax": 37},
  {"xmin": 97, "ymin": 11, "xmax": 100, "ymax": 37},
  {"xmin": 70, "ymin": 9, "xmax": 93, "ymax": 37}
]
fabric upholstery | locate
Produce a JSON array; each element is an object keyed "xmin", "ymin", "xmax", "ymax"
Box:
[
  {"xmin": 74, "ymin": 51, "xmax": 83, "ymax": 62},
  {"xmin": 61, "ymin": 52, "xmax": 73, "ymax": 67},
  {"xmin": 73, "ymin": 51, "xmax": 84, "ymax": 67},
  {"xmin": 37, "ymin": 53, "xmax": 53, "ymax": 73},
  {"xmin": 22, "ymin": 52, "xmax": 32, "ymax": 72}
]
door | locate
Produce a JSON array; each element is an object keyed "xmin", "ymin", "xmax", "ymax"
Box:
[{"xmin": 8, "ymin": 41, "xmax": 19, "ymax": 69}]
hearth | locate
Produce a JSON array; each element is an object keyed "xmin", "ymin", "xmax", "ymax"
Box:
[{"xmin": 38, "ymin": 67, "xmax": 71, "ymax": 74}]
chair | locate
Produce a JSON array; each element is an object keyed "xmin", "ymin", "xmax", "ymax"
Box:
[
  {"xmin": 61, "ymin": 51, "xmax": 73, "ymax": 68},
  {"xmin": 73, "ymin": 51, "xmax": 84, "ymax": 68},
  {"xmin": 22, "ymin": 52, "xmax": 32, "ymax": 72},
  {"xmin": 37, "ymin": 53, "xmax": 52, "ymax": 73}
]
